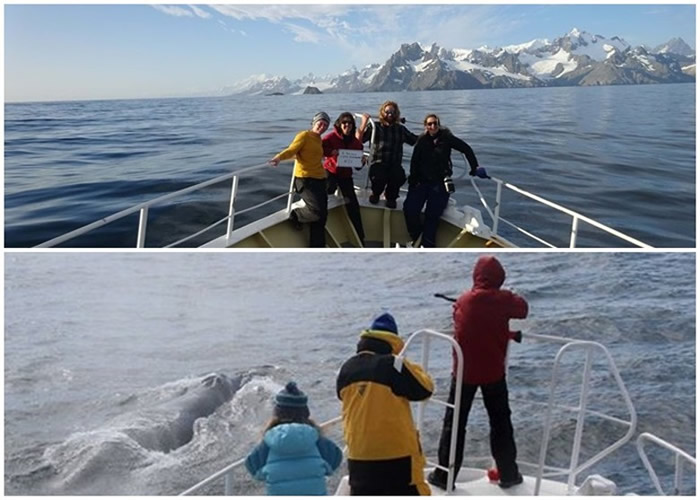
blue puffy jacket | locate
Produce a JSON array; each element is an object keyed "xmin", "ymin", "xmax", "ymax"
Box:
[{"xmin": 245, "ymin": 423, "xmax": 343, "ymax": 495}]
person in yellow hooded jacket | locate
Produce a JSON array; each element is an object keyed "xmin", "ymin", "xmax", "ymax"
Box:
[{"xmin": 336, "ymin": 313, "xmax": 434, "ymax": 495}]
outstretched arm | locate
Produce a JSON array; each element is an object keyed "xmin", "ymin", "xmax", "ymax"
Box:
[
  {"xmin": 448, "ymin": 134, "xmax": 479, "ymax": 172},
  {"xmin": 506, "ymin": 291, "xmax": 529, "ymax": 319},
  {"xmin": 356, "ymin": 113, "xmax": 371, "ymax": 143},
  {"xmin": 402, "ymin": 125, "xmax": 418, "ymax": 146},
  {"xmin": 270, "ymin": 131, "xmax": 307, "ymax": 166}
]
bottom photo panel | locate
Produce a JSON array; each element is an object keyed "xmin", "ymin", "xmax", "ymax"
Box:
[{"xmin": 5, "ymin": 252, "xmax": 696, "ymax": 496}]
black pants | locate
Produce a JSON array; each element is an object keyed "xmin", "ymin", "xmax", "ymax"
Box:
[
  {"xmin": 349, "ymin": 457, "xmax": 420, "ymax": 496},
  {"xmin": 293, "ymin": 177, "xmax": 327, "ymax": 248},
  {"xmin": 350, "ymin": 484, "xmax": 420, "ymax": 496},
  {"xmin": 369, "ymin": 162, "xmax": 406, "ymax": 202},
  {"xmin": 327, "ymin": 174, "xmax": 365, "ymax": 243},
  {"xmin": 435, "ymin": 377, "xmax": 519, "ymax": 483},
  {"xmin": 403, "ymin": 182, "xmax": 450, "ymax": 247}
]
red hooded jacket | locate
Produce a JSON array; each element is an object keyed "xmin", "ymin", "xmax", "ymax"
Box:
[
  {"xmin": 322, "ymin": 127, "xmax": 363, "ymax": 178},
  {"xmin": 453, "ymin": 256, "xmax": 528, "ymax": 385}
]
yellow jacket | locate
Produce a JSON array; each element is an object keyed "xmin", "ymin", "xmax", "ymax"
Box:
[
  {"xmin": 276, "ymin": 130, "xmax": 326, "ymax": 179},
  {"xmin": 337, "ymin": 330, "xmax": 434, "ymax": 495}
]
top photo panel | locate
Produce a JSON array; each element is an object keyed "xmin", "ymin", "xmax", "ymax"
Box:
[{"xmin": 5, "ymin": 4, "xmax": 696, "ymax": 249}]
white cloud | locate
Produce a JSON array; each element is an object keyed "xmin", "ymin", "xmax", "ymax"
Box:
[
  {"xmin": 283, "ymin": 23, "xmax": 321, "ymax": 44},
  {"xmin": 210, "ymin": 4, "xmax": 352, "ymax": 24},
  {"xmin": 152, "ymin": 5, "xmax": 194, "ymax": 17},
  {"xmin": 155, "ymin": 4, "xmax": 522, "ymax": 68},
  {"xmin": 189, "ymin": 5, "xmax": 212, "ymax": 19}
]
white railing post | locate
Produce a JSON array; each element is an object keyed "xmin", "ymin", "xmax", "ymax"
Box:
[
  {"xmin": 416, "ymin": 335, "xmax": 432, "ymax": 431},
  {"xmin": 395, "ymin": 329, "xmax": 463, "ymax": 496},
  {"xmin": 286, "ymin": 174, "xmax": 295, "ymax": 214},
  {"xmin": 492, "ymin": 180, "xmax": 502, "ymax": 235},
  {"xmin": 569, "ymin": 216, "xmax": 579, "ymax": 248},
  {"xmin": 567, "ymin": 347, "xmax": 593, "ymax": 492},
  {"xmin": 674, "ymin": 454, "xmax": 683, "ymax": 494},
  {"xmin": 224, "ymin": 472, "xmax": 234, "ymax": 495},
  {"xmin": 137, "ymin": 207, "xmax": 149, "ymax": 248},
  {"xmin": 636, "ymin": 432, "xmax": 696, "ymax": 495},
  {"xmin": 226, "ymin": 175, "xmax": 239, "ymax": 241}
]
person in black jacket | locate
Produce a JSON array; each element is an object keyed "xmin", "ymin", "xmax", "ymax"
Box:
[{"xmin": 403, "ymin": 114, "xmax": 479, "ymax": 247}]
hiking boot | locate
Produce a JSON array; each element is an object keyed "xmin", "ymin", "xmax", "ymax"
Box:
[
  {"xmin": 499, "ymin": 473, "xmax": 523, "ymax": 489},
  {"xmin": 427, "ymin": 471, "xmax": 447, "ymax": 490},
  {"xmin": 385, "ymin": 198, "xmax": 397, "ymax": 209},
  {"xmin": 369, "ymin": 194, "xmax": 379, "ymax": 205}
]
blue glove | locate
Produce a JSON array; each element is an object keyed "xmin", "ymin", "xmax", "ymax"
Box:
[{"xmin": 475, "ymin": 167, "xmax": 490, "ymax": 179}]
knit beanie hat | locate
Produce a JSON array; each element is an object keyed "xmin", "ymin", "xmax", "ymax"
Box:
[
  {"xmin": 274, "ymin": 381, "xmax": 310, "ymax": 421},
  {"xmin": 311, "ymin": 111, "xmax": 330, "ymax": 127},
  {"xmin": 370, "ymin": 312, "xmax": 398, "ymax": 334}
]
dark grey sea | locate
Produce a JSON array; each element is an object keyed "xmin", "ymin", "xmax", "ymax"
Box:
[
  {"xmin": 4, "ymin": 252, "xmax": 695, "ymax": 495},
  {"xmin": 4, "ymin": 84, "xmax": 696, "ymax": 247}
]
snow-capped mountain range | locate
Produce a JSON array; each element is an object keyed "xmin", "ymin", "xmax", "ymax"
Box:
[{"xmin": 227, "ymin": 29, "xmax": 695, "ymax": 95}]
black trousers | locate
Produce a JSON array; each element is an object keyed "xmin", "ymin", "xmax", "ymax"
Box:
[
  {"xmin": 403, "ymin": 182, "xmax": 450, "ymax": 247},
  {"xmin": 293, "ymin": 177, "xmax": 327, "ymax": 248},
  {"xmin": 349, "ymin": 457, "xmax": 420, "ymax": 496},
  {"xmin": 435, "ymin": 377, "xmax": 519, "ymax": 483},
  {"xmin": 327, "ymin": 174, "xmax": 365, "ymax": 243},
  {"xmin": 369, "ymin": 162, "xmax": 406, "ymax": 202}
]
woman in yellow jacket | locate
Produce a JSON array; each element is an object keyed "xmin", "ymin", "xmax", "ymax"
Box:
[
  {"xmin": 270, "ymin": 112, "xmax": 330, "ymax": 247},
  {"xmin": 337, "ymin": 313, "xmax": 434, "ymax": 495}
]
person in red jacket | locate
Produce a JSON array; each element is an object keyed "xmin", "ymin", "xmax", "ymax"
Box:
[
  {"xmin": 322, "ymin": 112, "xmax": 365, "ymax": 245},
  {"xmin": 428, "ymin": 255, "xmax": 528, "ymax": 491}
]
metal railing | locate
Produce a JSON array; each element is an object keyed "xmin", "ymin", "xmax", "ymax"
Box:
[
  {"xmin": 526, "ymin": 334, "xmax": 638, "ymax": 495},
  {"xmin": 34, "ymin": 125, "xmax": 651, "ymax": 248},
  {"xmin": 470, "ymin": 176, "xmax": 652, "ymax": 248},
  {"xmin": 177, "ymin": 330, "xmax": 694, "ymax": 496},
  {"xmin": 637, "ymin": 432, "xmax": 696, "ymax": 495},
  {"xmin": 393, "ymin": 329, "xmax": 465, "ymax": 494},
  {"xmin": 35, "ymin": 163, "xmax": 293, "ymax": 248}
]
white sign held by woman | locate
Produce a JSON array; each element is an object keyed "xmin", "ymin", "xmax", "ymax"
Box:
[{"xmin": 337, "ymin": 149, "xmax": 364, "ymax": 169}]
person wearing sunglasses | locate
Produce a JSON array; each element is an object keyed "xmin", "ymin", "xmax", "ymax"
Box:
[
  {"xmin": 321, "ymin": 112, "xmax": 366, "ymax": 245},
  {"xmin": 269, "ymin": 111, "xmax": 331, "ymax": 247},
  {"xmin": 403, "ymin": 114, "xmax": 479, "ymax": 248},
  {"xmin": 357, "ymin": 101, "xmax": 418, "ymax": 209}
]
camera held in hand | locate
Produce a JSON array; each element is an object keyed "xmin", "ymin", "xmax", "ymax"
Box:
[{"xmin": 443, "ymin": 176, "xmax": 455, "ymax": 194}]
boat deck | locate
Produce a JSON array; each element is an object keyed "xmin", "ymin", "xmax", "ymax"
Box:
[
  {"xmin": 205, "ymin": 190, "xmax": 507, "ymax": 248},
  {"xmin": 333, "ymin": 468, "xmax": 574, "ymax": 496}
]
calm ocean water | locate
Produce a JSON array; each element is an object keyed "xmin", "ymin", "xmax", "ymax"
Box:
[
  {"xmin": 4, "ymin": 252, "xmax": 695, "ymax": 495},
  {"xmin": 4, "ymin": 84, "xmax": 696, "ymax": 248}
]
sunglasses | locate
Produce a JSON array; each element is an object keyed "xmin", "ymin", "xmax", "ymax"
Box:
[
  {"xmin": 384, "ymin": 109, "xmax": 396, "ymax": 115},
  {"xmin": 340, "ymin": 121, "xmax": 354, "ymax": 126},
  {"xmin": 425, "ymin": 121, "xmax": 439, "ymax": 127}
]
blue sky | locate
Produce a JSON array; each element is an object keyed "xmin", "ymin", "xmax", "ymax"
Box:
[{"xmin": 5, "ymin": 3, "xmax": 696, "ymax": 102}]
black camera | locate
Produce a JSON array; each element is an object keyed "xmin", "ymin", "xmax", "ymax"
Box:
[{"xmin": 443, "ymin": 176, "xmax": 455, "ymax": 194}]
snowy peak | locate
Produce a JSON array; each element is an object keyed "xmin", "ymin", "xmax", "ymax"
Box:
[
  {"xmin": 654, "ymin": 37, "xmax": 695, "ymax": 56},
  {"xmin": 551, "ymin": 29, "xmax": 630, "ymax": 60},
  {"xmin": 229, "ymin": 28, "xmax": 694, "ymax": 95}
]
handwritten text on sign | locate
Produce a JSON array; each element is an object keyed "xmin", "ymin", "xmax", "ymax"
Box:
[{"xmin": 337, "ymin": 149, "xmax": 364, "ymax": 169}]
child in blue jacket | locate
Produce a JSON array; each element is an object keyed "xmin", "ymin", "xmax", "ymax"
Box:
[{"xmin": 245, "ymin": 381, "xmax": 343, "ymax": 495}]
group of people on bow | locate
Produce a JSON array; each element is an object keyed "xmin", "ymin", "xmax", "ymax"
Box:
[
  {"xmin": 246, "ymin": 256, "xmax": 527, "ymax": 495},
  {"xmin": 269, "ymin": 101, "xmax": 482, "ymax": 248}
]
